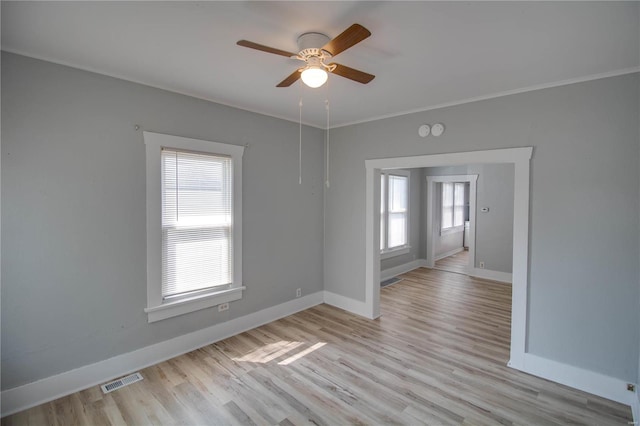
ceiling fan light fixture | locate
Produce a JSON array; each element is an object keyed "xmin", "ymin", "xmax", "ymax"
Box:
[
  {"xmin": 301, "ymin": 66, "xmax": 328, "ymax": 88},
  {"xmin": 238, "ymin": 24, "xmax": 373, "ymax": 87}
]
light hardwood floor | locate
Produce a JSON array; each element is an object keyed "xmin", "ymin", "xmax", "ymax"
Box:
[
  {"xmin": 434, "ymin": 249, "xmax": 469, "ymax": 275},
  {"xmin": 3, "ymin": 268, "xmax": 632, "ymax": 425}
]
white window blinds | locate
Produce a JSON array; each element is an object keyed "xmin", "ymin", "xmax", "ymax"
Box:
[
  {"xmin": 453, "ymin": 182, "xmax": 465, "ymax": 227},
  {"xmin": 442, "ymin": 182, "xmax": 465, "ymax": 230},
  {"xmin": 387, "ymin": 174, "xmax": 408, "ymax": 248},
  {"xmin": 380, "ymin": 171, "xmax": 409, "ymax": 253},
  {"xmin": 442, "ymin": 182, "xmax": 454, "ymax": 229},
  {"xmin": 161, "ymin": 149, "xmax": 233, "ymax": 300}
]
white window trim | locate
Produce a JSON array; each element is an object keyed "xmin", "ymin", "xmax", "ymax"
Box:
[
  {"xmin": 380, "ymin": 169, "xmax": 410, "ymax": 259},
  {"xmin": 143, "ymin": 131, "xmax": 244, "ymax": 323},
  {"xmin": 381, "ymin": 246, "xmax": 411, "ymax": 260}
]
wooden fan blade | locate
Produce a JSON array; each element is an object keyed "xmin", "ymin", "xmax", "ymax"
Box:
[
  {"xmin": 237, "ymin": 40, "xmax": 296, "ymax": 58},
  {"xmin": 277, "ymin": 70, "xmax": 301, "ymax": 87},
  {"xmin": 321, "ymin": 24, "xmax": 371, "ymax": 57},
  {"xmin": 329, "ymin": 63, "xmax": 375, "ymax": 84}
]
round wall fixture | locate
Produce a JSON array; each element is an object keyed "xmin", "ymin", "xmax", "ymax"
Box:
[
  {"xmin": 418, "ymin": 124, "xmax": 430, "ymax": 138},
  {"xmin": 432, "ymin": 123, "xmax": 445, "ymax": 137}
]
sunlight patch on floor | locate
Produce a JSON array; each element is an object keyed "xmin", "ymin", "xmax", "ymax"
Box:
[
  {"xmin": 232, "ymin": 341, "xmax": 326, "ymax": 364},
  {"xmin": 278, "ymin": 342, "xmax": 327, "ymax": 365}
]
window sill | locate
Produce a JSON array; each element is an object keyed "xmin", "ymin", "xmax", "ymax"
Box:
[
  {"xmin": 145, "ymin": 286, "xmax": 245, "ymax": 323},
  {"xmin": 381, "ymin": 246, "xmax": 411, "ymax": 260}
]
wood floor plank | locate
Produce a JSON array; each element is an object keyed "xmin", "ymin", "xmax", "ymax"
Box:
[
  {"xmin": 435, "ymin": 250, "xmax": 470, "ymax": 274},
  {"xmin": 3, "ymin": 267, "xmax": 633, "ymax": 425}
]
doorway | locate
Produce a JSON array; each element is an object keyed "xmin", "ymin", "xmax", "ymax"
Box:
[
  {"xmin": 364, "ymin": 147, "xmax": 532, "ymax": 369},
  {"xmin": 426, "ymin": 174, "xmax": 478, "ymax": 274}
]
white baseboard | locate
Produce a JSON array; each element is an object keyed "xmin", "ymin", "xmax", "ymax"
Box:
[
  {"xmin": 434, "ymin": 247, "xmax": 464, "ymax": 262},
  {"xmin": 468, "ymin": 267, "xmax": 512, "ymax": 284},
  {"xmin": 323, "ymin": 291, "xmax": 370, "ymax": 318},
  {"xmin": 380, "ymin": 259, "xmax": 428, "ymax": 281},
  {"xmin": 517, "ymin": 353, "xmax": 635, "ymax": 406},
  {"xmin": 1, "ymin": 291, "xmax": 324, "ymax": 418}
]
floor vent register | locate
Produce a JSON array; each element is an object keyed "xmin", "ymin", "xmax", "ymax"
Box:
[{"xmin": 100, "ymin": 372, "xmax": 144, "ymax": 394}]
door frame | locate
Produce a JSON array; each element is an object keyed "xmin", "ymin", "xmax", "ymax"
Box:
[
  {"xmin": 426, "ymin": 174, "xmax": 478, "ymax": 272},
  {"xmin": 365, "ymin": 147, "xmax": 532, "ymax": 369}
]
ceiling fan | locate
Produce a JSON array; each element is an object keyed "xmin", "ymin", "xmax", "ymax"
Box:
[{"xmin": 237, "ymin": 23, "xmax": 375, "ymax": 88}]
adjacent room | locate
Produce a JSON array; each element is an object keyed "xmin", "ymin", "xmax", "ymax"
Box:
[{"xmin": 2, "ymin": 1, "xmax": 639, "ymax": 424}]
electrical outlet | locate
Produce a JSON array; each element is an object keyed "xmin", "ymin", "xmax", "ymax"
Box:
[
  {"xmin": 296, "ymin": 288, "xmax": 302, "ymax": 298},
  {"xmin": 218, "ymin": 303, "xmax": 229, "ymax": 312},
  {"xmin": 479, "ymin": 261, "xmax": 485, "ymax": 269}
]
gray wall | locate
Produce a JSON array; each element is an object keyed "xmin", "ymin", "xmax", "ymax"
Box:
[
  {"xmin": 324, "ymin": 73, "xmax": 640, "ymax": 382},
  {"xmin": 1, "ymin": 52, "xmax": 325, "ymax": 390},
  {"xmin": 380, "ymin": 168, "xmax": 421, "ymax": 271},
  {"xmin": 435, "ymin": 227, "xmax": 464, "ymax": 259},
  {"xmin": 470, "ymin": 163, "xmax": 514, "ymax": 273}
]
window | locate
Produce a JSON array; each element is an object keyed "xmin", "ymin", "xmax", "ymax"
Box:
[
  {"xmin": 144, "ymin": 132, "xmax": 244, "ymax": 322},
  {"xmin": 380, "ymin": 170, "xmax": 410, "ymax": 257},
  {"xmin": 441, "ymin": 182, "xmax": 465, "ymax": 233}
]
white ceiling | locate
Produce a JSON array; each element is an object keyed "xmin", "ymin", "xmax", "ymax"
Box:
[{"xmin": 2, "ymin": 1, "xmax": 639, "ymax": 128}]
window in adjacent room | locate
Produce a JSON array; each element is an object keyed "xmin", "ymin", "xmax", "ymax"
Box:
[
  {"xmin": 144, "ymin": 132, "xmax": 244, "ymax": 322},
  {"xmin": 441, "ymin": 182, "xmax": 465, "ymax": 233},
  {"xmin": 380, "ymin": 170, "xmax": 410, "ymax": 258}
]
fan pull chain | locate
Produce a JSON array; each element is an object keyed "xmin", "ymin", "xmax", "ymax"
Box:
[
  {"xmin": 299, "ymin": 92, "xmax": 303, "ymax": 185},
  {"xmin": 325, "ymin": 99, "xmax": 330, "ymax": 188},
  {"xmin": 325, "ymin": 77, "xmax": 330, "ymax": 188}
]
